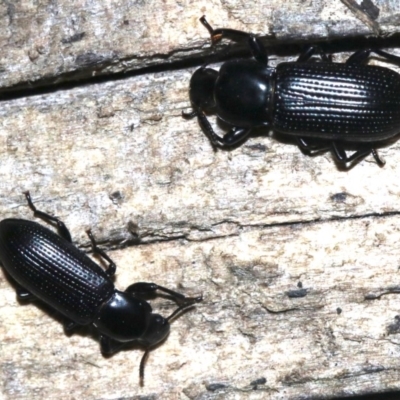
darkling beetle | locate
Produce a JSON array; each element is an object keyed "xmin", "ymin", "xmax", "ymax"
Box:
[
  {"xmin": 0, "ymin": 192, "xmax": 202, "ymax": 383},
  {"xmin": 183, "ymin": 16, "xmax": 400, "ymax": 166}
]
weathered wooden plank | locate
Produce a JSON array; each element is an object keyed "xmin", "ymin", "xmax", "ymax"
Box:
[{"xmin": 2, "ymin": 215, "xmax": 400, "ymax": 399}]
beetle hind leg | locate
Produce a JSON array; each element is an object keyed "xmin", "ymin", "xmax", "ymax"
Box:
[
  {"xmin": 331, "ymin": 142, "xmax": 385, "ymax": 166},
  {"xmin": 24, "ymin": 191, "xmax": 72, "ymax": 242}
]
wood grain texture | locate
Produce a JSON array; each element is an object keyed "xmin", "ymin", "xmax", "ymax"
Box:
[
  {"xmin": 2, "ymin": 0, "xmax": 400, "ymax": 89},
  {"xmin": 1, "ymin": 1, "xmax": 400, "ymax": 399}
]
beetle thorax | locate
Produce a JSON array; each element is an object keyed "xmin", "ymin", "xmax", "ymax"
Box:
[{"xmin": 215, "ymin": 59, "xmax": 274, "ymax": 127}]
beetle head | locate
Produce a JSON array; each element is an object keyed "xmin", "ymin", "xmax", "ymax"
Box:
[
  {"xmin": 138, "ymin": 314, "xmax": 170, "ymax": 385},
  {"xmin": 189, "ymin": 67, "xmax": 218, "ymax": 113},
  {"xmin": 141, "ymin": 313, "xmax": 170, "ymax": 346}
]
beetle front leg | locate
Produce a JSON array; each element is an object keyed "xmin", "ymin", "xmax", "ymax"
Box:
[
  {"xmin": 196, "ymin": 111, "xmax": 252, "ymax": 148},
  {"xmin": 195, "ymin": 111, "xmax": 224, "ymax": 147},
  {"xmin": 222, "ymin": 127, "xmax": 252, "ymax": 147},
  {"xmin": 200, "ymin": 16, "xmax": 268, "ymax": 64},
  {"xmin": 86, "ymin": 229, "xmax": 116, "ymax": 277},
  {"xmin": 125, "ymin": 282, "xmax": 202, "ymax": 307},
  {"xmin": 24, "ymin": 191, "xmax": 72, "ymax": 242},
  {"xmin": 100, "ymin": 335, "xmax": 125, "ymax": 355}
]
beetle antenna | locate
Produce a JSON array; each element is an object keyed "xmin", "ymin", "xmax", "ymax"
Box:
[
  {"xmin": 182, "ymin": 109, "xmax": 198, "ymax": 119},
  {"xmin": 167, "ymin": 295, "xmax": 203, "ymax": 322},
  {"xmin": 139, "ymin": 348, "xmax": 151, "ymax": 385},
  {"xmin": 200, "ymin": 15, "xmax": 214, "ymax": 35}
]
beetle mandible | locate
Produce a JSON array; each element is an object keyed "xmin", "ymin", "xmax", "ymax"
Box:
[
  {"xmin": 0, "ymin": 192, "xmax": 202, "ymax": 383},
  {"xmin": 183, "ymin": 16, "xmax": 400, "ymax": 166}
]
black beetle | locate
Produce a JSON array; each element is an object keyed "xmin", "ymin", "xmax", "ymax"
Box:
[
  {"xmin": 0, "ymin": 192, "xmax": 202, "ymax": 383},
  {"xmin": 183, "ymin": 16, "xmax": 400, "ymax": 166}
]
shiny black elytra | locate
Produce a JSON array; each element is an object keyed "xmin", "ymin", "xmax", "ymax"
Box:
[
  {"xmin": 183, "ymin": 16, "xmax": 400, "ymax": 166},
  {"xmin": 0, "ymin": 192, "xmax": 202, "ymax": 383}
]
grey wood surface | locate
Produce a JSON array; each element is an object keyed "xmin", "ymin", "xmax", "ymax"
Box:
[{"xmin": 1, "ymin": 1, "xmax": 400, "ymax": 399}]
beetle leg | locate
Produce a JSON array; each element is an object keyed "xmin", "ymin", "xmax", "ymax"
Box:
[
  {"xmin": 63, "ymin": 319, "xmax": 80, "ymax": 332},
  {"xmin": 347, "ymin": 49, "xmax": 400, "ymax": 65},
  {"xmin": 16, "ymin": 285, "xmax": 35, "ymax": 301},
  {"xmin": 371, "ymin": 148, "xmax": 385, "ymax": 166},
  {"xmin": 346, "ymin": 50, "xmax": 371, "ymax": 65},
  {"xmin": 196, "ymin": 111, "xmax": 224, "ymax": 147},
  {"xmin": 181, "ymin": 109, "xmax": 198, "ymax": 119},
  {"xmin": 23, "ymin": 191, "xmax": 72, "ymax": 243},
  {"xmin": 125, "ymin": 282, "xmax": 202, "ymax": 307},
  {"xmin": 247, "ymin": 36, "xmax": 268, "ymax": 65},
  {"xmin": 166, "ymin": 296, "xmax": 203, "ymax": 322},
  {"xmin": 372, "ymin": 49, "xmax": 400, "ymax": 64},
  {"xmin": 86, "ymin": 229, "xmax": 116, "ymax": 277},
  {"xmin": 330, "ymin": 142, "xmax": 385, "ymax": 166},
  {"xmin": 297, "ymin": 46, "xmax": 332, "ymax": 63},
  {"xmin": 297, "ymin": 46, "xmax": 316, "ymax": 62},
  {"xmin": 296, "ymin": 137, "xmax": 331, "ymax": 153},
  {"xmin": 200, "ymin": 16, "xmax": 268, "ymax": 65},
  {"xmin": 100, "ymin": 335, "xmax": 125, "ymax": 355},
  {"xmin": 222, "ymin": 127, "xmax": 252, "ymax": 146},
  {"xmin": 196, "ymin": 112, "xmax": 252, "ymax": 148}
]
